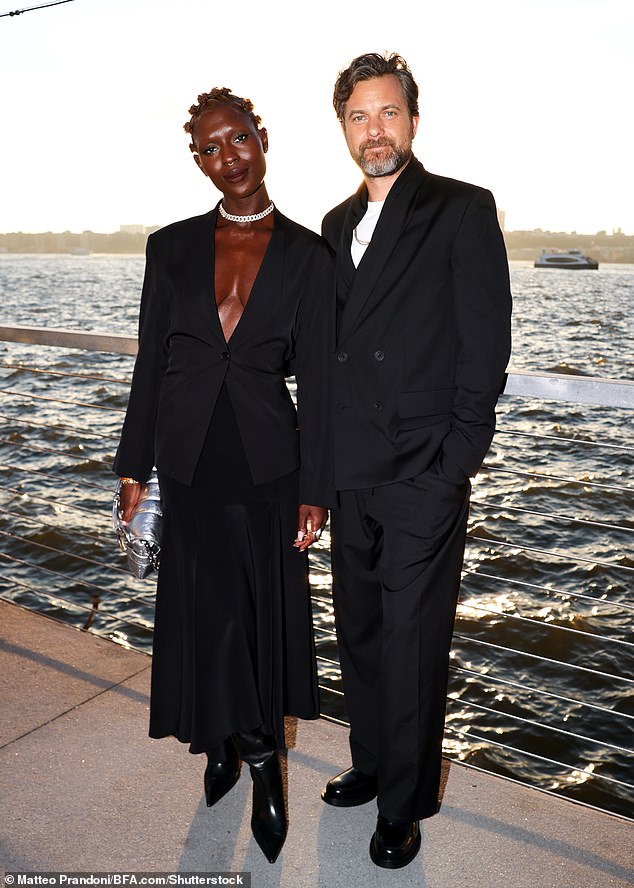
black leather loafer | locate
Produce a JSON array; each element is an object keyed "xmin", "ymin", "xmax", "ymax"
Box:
[
  {"xmin": 369, "ymin": 815, "xmax": 421, "ymax": 869},
  {"xmin": 321, "ymin": 767, "xmax": 377, "ymax": 807}
]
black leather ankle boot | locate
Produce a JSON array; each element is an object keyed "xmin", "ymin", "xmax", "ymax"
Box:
[
  {"xmin": 204, "ymin": 739, "xmax": 241, "ymax": 807},
  {"xmin": 233, "ymin": 730, "xmax": 287, "ymax": 864}
]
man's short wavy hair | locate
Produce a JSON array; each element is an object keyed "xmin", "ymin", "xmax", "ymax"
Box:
[{"xmin": 333, "ymin": 52, "xmax": 419, "ymax": 123}]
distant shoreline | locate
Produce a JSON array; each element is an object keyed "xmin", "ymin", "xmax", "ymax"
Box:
[{"xmin": 2, "ymin": 228, "xmax": 634, "ymax": 263}]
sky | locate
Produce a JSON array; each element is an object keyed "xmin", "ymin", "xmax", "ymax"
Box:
[{"xmin": 1, "ymin": 0, "xmax": 632, "ymax": 236}]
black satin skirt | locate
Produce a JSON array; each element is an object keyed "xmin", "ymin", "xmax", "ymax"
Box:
[{"xmin": 149, "ymin": 384, "xmax": 319, "ymax": 753}]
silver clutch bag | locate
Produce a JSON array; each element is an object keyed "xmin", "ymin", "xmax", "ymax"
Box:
[{"xmin": 112, "ymin": 470, "xmax": 162, "ymax": 579}]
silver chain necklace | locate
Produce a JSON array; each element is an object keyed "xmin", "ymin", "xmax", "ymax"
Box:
[
  {"xmin": 353, "ymin": 226, "xmax": 371, "ymax": 246},
  {"xmin": 218, "ymin": 201, "xmax": 275, "ymax": 223}
]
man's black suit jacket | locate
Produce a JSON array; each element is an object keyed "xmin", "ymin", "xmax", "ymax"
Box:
[
  {"xmin": 114, "ymin": 206, "xmax": 334, "ymax": 506},
  {"xmin": 321, "ymin": 157, "xmax": 512, "ymax": 490}
]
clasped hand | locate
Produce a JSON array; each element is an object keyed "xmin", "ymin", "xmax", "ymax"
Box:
[
  {"xmin": 294, "ymin": 504, "xmax": 328, "ymax": 551},
  {"xmin": 119, "ymin": 481, "xmax": 142, "ymax": 524}
]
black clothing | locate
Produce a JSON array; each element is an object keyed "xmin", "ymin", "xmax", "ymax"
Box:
[
  {"xmin": 115, "ymin": 208, "xmax": 333, "ymax": 753},
  {"xmin": 114, "ymin": 207, "xmax": 334, "ymax": 507},
  {"xmin": 322, "ymin": 159, "xmax": 512, "ymax": 818},
  {"xmin": 150, "ymin": 386, "xmax": 318, "ymax": 752},
  {"xmin": 331, "ymin": 474, "xmax": 469, "ymax": 819},
  {"xmin": 322, "ymin": 158, "xmax": 512, "ymax": 491}
]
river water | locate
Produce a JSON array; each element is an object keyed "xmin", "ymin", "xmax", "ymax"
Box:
[{"xmin": 0, "ymin": 254, "xmax": 632, "ymax": 818}]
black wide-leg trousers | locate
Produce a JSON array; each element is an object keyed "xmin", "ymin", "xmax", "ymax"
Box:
[{"xmin": 330, "ymin": 468, "xmax": 470, "ymax": 821}]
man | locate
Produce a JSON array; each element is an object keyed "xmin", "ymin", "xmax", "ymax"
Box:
[{"xmin": 320, "ymin": 52, "xmax": 512, "ymax": 869}]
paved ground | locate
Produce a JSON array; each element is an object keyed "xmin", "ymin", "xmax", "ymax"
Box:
[{"xmin": 1, "ymin": 599, "xmax": 632, "ymax": 887}]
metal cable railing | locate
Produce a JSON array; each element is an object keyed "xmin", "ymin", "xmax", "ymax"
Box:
[
  {"xmin": 451, "ymin": 633, "xmax": 634, "ymax": 684},
  {"xmin": 450, "ymin": 665, "xmax": 634, "ymax": 719},
  {"xmin": 0, "ymin": 325, "xmax": 632, "ymax": 820},
  {"xmin": 471, "ymin": 501, "xmax": 629, "ymax": 533},
  {"xmin": 456, "ymin": 601, "xmax": 633, "ymax": 647},
  {"xmin": 477, "ymin": 465, "xmax": 629, "ymax": 493},
  {"xmin": 442, "ymin": 731, "xmax": 630, "ymax": 798},
  {"xmin": 0, "ymin": 410, "xmax": 120, "ymax": 439},
  {"xmin": 494, "ymin": 427, "xmax": 633, "ymax": 451},
  {"xmin": 460, "ymin": 567, "xmax": 634, "ymax": 612}
]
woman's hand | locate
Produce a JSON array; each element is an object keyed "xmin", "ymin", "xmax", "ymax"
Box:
[
  {"xmin": 294, "ymin": 505, "xmax": 328, "ymax": 551},
  {"xmin": 119, "ymin": 480, "xmax": 142, "ymax": 524}
]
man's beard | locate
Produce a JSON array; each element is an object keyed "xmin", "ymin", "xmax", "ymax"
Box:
[{"xmin": 355, "ymin": 137, "xmax": 412, "ymax": 177}]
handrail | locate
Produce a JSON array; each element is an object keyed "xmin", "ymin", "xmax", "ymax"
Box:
[
  {"xmin": 503, "ymin": 367, "xmax": 634, "ymax": 408},
  {"xmin": 0, "ymin": 324, "xmax": 137, "ymax": 355},
  {"xmin": 1, "ymin": 323, "xmax": 633, "ymax": 408}
]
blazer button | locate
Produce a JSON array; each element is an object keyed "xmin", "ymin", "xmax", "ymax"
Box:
[
  {"xmin": 374, "ymin": 350, "xmax": 385, "ymax": 361},
  {"xmin": 337, "ymin": 352, "xmax": 349, "ymax": 363},
  {"xmin": 221, "ymin": 351, "xmax": 230, "ymax": 361},
  {"xmin": 372, "ymin": 401, "xmax": 383, "ymax": 411}
]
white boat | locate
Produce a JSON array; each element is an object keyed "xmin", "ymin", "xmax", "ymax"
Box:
[{"xmin": 534, "ymin": 249, "xmax": 599, "ymax": 269}]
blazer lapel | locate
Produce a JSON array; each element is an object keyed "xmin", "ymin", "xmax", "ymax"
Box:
[
  {"xmin": 227, "ymin": 216, "xmax": 284, "ymax": 350},
  {"xmin": 183, "ymin": 207, "xmax": 226, "ymax": 348},
  {"xmin": 338, "ymin": 158, "xmax": 426, "ymax": 344}
]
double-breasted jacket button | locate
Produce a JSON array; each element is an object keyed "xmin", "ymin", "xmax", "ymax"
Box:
[
  {"xmin": 337, "ymin": 351, "xmax": 349, "ymax": 363},
  {"xmin": 374, "ymin": 350, "xmax": 385, "ymax": 361},
  {"xmin": 221, "ymin": 351, "xmax": 230, "ymax": 361},
  {"xmin": 372, "ymin": 401, "xmax": 383, "ymax": 411}
]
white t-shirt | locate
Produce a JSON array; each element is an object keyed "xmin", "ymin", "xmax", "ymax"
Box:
[{"xmin": 351, "ymin": 200, "xmax": 385, "ymax": 267}]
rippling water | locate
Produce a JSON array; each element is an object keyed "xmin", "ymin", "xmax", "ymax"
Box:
[{"xmin": 0, "ymin": 254, "xmax": 632, "ymax": 818}]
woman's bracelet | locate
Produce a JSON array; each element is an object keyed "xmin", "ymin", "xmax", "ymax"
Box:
[{"xmin": 120, "ymin": 477, "xmax": 141, "ymax": 486}]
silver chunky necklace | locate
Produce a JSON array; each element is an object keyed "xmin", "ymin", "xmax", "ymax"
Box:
[{"xmin": 218, "ymin": 201, "xmax": 274, "ymax": 223}]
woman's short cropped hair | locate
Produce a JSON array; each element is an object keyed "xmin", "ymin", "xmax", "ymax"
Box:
[
  {"xmin": 333, "ymin": 52, "xmax": 419, "ymax": 122},
  {"xmin": 184, "ymin": 87, "xmax": 261, "ymax": 152}
]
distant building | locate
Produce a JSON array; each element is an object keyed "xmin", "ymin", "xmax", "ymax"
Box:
[{"xmin": 119, "ymin": 224, "xmax": 146, "ymax": 235}]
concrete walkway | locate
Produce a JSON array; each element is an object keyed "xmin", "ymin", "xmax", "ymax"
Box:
[{"xmin": 1, "ymin": 599, "xmax": 632, "ymax": 887}]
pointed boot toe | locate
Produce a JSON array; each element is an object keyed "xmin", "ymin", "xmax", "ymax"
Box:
[
  {"xmin": 233, "ymin": 730, "xmax": 288, "ymax": 864},
  {"xmin": 249, "ymin": 752, "xmax": 288, "ymax": 863},
  {"xmin": 204, "ymin": 745, "xmax": 241, "ymax": 807}
]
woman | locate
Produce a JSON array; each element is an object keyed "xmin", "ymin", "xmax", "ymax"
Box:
[{"xmin": 114, "ymin": 87, "xmax": 333, "ymax": 864}]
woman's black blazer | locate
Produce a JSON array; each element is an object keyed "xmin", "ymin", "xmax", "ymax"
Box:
[{"xmin": 113, "ymin": 206, "xmax": 334, "ymax": 506}]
